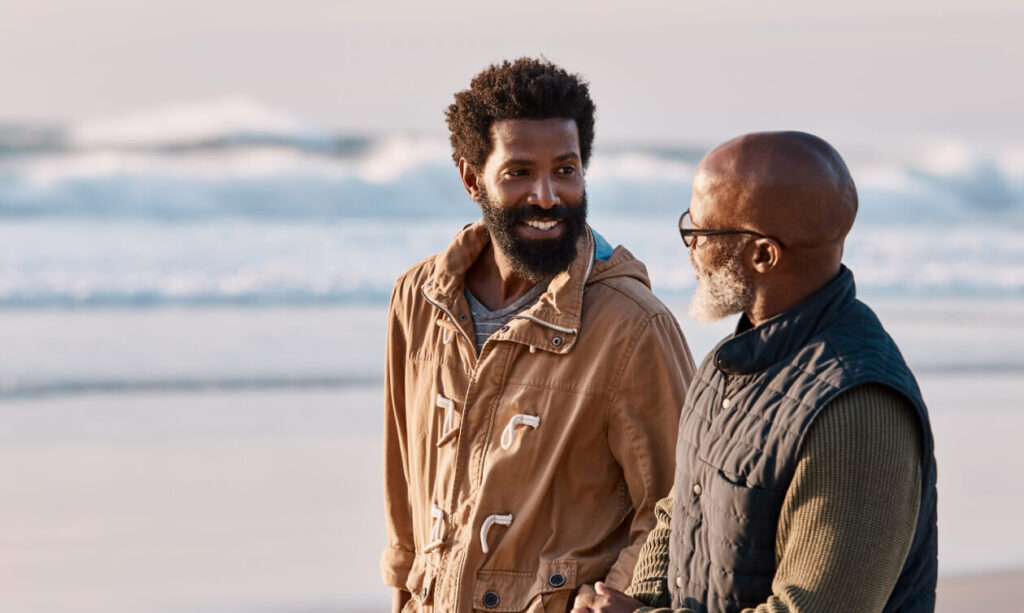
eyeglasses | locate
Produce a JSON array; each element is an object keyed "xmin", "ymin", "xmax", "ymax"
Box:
[{"xmin": 678, "ymin": 209, "xmax": 773, "ymax": 248}]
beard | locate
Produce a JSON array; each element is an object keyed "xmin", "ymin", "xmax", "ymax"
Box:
[
  {"xmin": 477, "ymin": 187, "xmax": 588, "ymax": 283},
  {"xmin": 688, "ymin": 239, "xmax": 754, "ymax": 323}
]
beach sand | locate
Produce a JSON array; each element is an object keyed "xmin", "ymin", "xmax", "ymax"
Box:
[
  {"xmin": 0, "ymin": 387, "xmax": 387, "ymax": 613},
  {"xmin": 0, "ymin": 381, "xmax": 1021, "ymax": 612},
  {"xmin": 3, "ymin": 298, "xmax": 1024, "ymax": 612},
  {"xmin": 938, "ymin": 570, "xmax": 1024, "ymax": 611}
]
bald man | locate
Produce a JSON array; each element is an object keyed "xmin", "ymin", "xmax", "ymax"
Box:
[{"xmin": 573, "ymin": 132, "xmax": 938, "ymax": 613}]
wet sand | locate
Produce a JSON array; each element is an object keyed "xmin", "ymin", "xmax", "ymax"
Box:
[
  {"xmin": 3, "ymin": 382, "xmax": 1024, "ymax": 612},
  {"xmin": 938, "ymin": 570, "xmax": 1024, "ymax": 611}
]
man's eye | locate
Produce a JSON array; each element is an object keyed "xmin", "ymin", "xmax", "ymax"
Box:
[
  {"xmin": 504, "ymin": 169, "xmax": 527, "ymax": 178},
  {"xmin": 557, "ymin": 166, "xmax": 576, "ymax": 175}
]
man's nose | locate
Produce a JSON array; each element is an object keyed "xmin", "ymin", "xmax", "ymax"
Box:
[{"xmin": 526, "ymin": 175, "xmax": 560, "ymax": 209}]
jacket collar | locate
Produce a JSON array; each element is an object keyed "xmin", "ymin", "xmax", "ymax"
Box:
[
  {"xmin": 422, "ymin": 220, "xmax": 595, "ymax": 355},
  {"xmin": 714, "ymin": 265, "xmax": 857, "ymax": 375}
]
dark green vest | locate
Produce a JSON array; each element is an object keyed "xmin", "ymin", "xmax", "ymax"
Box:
[{"xmin": 668, "ymin": 267, "xmax": 938, "ymax": 612}]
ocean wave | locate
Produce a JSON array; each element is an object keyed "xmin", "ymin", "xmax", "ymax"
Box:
[
  {"xmin": 0, "ymin": 374, "xmax": 382, "ymax": 401},
  {"xmin": 0, "ymin": 100, "xmax": 1022, "ymax": 305},
  {"xmin": 1, "ymin": 218, "xmax": 1022, "ymax": 309},
  {"xmin": 1, "ymin": 137, "xmax": 1021, "ymax": 223},
  {"xmin": 0, "ymin": 99, "xmax": 1021, "ymax": 221},
  {"xmin": 11, "ymin": 362, "xmax": 1024, "ymax": 401}
]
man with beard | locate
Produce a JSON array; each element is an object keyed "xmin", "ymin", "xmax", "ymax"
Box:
[
  {"xmin": 381, "ymin": 58, "xmax": 696, "ymax": 613},
  {"xmin": 573, "ymin": 132, "xmax": 938, "ymax": 613}
]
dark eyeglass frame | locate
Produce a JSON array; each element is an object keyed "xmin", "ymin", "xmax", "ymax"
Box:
[{"xmin": 678, "ymin": 209, "xmax": 775, "ymax": 247}]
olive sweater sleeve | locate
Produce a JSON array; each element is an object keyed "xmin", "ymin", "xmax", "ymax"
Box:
[
  {"xmin": 626, "ymin": 489, "xmax": 675, "ymax": 607},
  {"xmin": 630, "ymin": 383, "xmax": 923, "ymax": 613}
]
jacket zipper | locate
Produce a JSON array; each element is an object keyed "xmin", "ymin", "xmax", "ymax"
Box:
[
  {"xmin": 509, "ymin": 314, "xmax": 579, "ymax": 335},
  {"xmin": 421, "ymin": 287, "xmax": 475, "ymax": 350}
]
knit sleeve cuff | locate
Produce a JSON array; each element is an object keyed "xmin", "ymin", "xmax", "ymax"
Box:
[{"xmin": 626, "ymin": 579, "xmax": 672, "ymax": 608}]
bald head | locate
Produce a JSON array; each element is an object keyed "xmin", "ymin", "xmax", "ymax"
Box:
[{"xmin": 693, "ymin": 131, "xmax": 857, "ymax": 249}]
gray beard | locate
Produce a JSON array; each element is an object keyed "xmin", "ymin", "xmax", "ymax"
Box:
[{"xmin": 688, "ymin": 242, "xmax": 753, "ymax": 323}]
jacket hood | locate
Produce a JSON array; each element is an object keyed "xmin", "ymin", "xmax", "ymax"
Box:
[{"xmin": 587, "ymin": 243, "xmax": 651, "ymax": 288}]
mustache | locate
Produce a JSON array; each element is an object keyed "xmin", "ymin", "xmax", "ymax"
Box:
[{"xmin": 509, "ymin": 204, "xmax": 572, "ymax": 223}]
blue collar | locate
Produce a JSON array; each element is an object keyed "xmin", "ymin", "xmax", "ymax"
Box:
[{"xmin": 592, "ymin": 228, "xmax": 614, "ymax": 261}]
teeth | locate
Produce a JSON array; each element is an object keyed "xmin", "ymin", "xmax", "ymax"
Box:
[{"xmin": 525, "ymin": 220, "xmax": 559, "ymax": 231}]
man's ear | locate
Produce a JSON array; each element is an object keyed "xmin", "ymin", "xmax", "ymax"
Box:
[
  {"xmin": 750, "ymin": 238, "xmax": 782, "ymax": 274},
  {"xmin": 458, "ymin": 158, "xmax": 481, "ymax": 200}
]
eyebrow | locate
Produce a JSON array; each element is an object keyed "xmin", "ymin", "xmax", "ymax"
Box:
[{"xmin": 502, "ymin": 152, "xmax": 581, "ymax": 167}]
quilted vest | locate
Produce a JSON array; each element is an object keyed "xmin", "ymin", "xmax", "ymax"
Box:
[{"xmin": 668, "ymin": 267, "xmax": 938, "ymax": 613}]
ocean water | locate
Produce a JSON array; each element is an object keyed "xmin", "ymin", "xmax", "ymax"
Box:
[
  {"xmin": 2, "ymin": 99, "xmax": 1023, "ymax": 611},
  {"xmin": 1, "ymin": 98, "xmax": 1023, "ymax": 311}
]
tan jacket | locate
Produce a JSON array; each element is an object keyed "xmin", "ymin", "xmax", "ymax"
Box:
[{"xmin": 382, "ymin": 221, "xmax": 695, "ymax": 613}]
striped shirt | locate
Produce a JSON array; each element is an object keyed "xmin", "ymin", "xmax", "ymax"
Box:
[{"xmin": 464, "ymin": 282, "xmax": 547, "ymax": 355}]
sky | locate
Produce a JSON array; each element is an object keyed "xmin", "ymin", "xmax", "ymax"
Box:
[{"xmin": 1, "ymin": 0, "xmax": 1022, "ymax": 149}]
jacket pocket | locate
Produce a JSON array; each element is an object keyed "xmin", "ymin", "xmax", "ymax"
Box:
[
  {"xmin": 404, "ymin": 554, "xmax": 437, "ymax": 608},
  {"xmin": 472, "ymin": 559, "xmax": 577, "ymax": 612}
]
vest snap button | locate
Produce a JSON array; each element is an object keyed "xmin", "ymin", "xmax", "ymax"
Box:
[
  {"xmin": 551, "ymin": 336, "xmax": 563, "ymax": 347},
  {"xmin": 483, "ymin": 591, "xmax": 500, "ymax": 608},
  {"xmin": 548, "ymin": 573, "xmax": 566, "ymax": 587},
  {"xmin": 675, "ymin": 576, "xmax": 683, "ymax": 588},
  {"xmin": 459, "ymin": 314, "xmax": 468, "ymax": 322},
  {"xmin": 693, "ymin": 483, "xmax": 702, "ymax": 496},
  {"xmin": 722, "ymin": 397, "xmax": 732, "ymax": 409}
]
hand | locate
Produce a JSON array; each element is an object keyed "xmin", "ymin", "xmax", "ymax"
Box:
[
  {"xmin": 572, "ymin": 583, "xmax": 597, "ymax": 612},
  {"xmin": 571, "ymin": 581, "xmax": 644, "ymax": 613}
]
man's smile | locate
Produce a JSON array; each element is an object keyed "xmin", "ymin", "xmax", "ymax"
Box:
[{"xmin": 518, "ymin": 218, "xmax": 565, "ymax": 238}]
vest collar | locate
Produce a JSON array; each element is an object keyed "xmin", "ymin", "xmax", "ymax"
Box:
[{"xmin": 714, "ymin": 266, "xmax": 857, "ymax": 375}]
